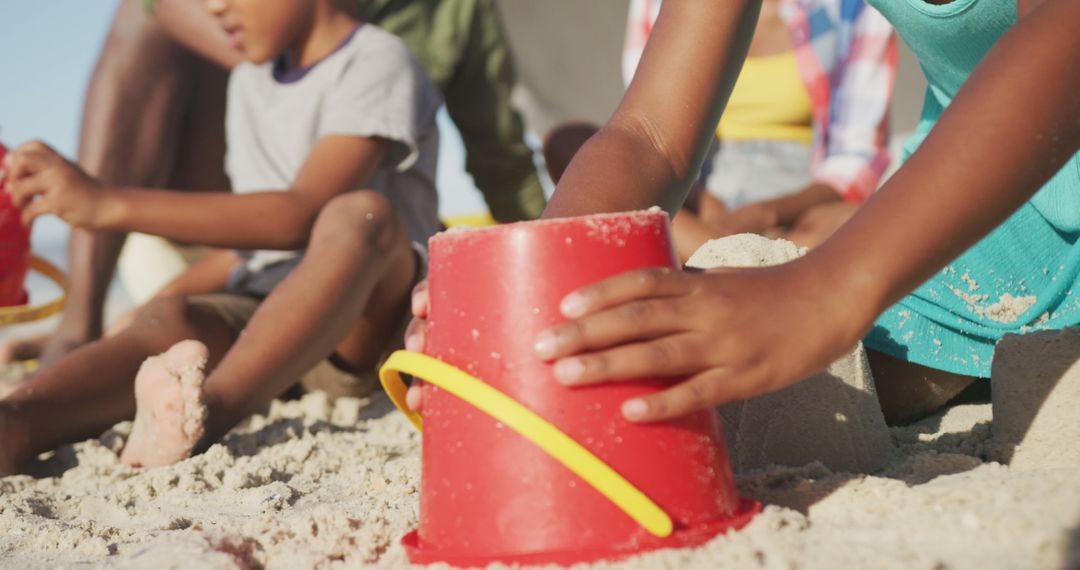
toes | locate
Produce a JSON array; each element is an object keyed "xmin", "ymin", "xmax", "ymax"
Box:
[{"xmin": 164, "ymin": 340, "xmax": 209, "ymax": 367}]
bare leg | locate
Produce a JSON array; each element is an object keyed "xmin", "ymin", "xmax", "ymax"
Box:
[
  {"xmin": 197, "ymin": 191, "xmax": 417, "ymax": 442},
  {"xmin": 0, "ymin": 297, "xmax": 236, "ymax": 474},
  {"xmin": 867, "ymin": 349, "xmax": 978, "ymax": 425}
]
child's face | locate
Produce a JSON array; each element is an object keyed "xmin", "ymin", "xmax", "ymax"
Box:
[{"xmin": 206, "ymin": 0, "xmax": 314, "ymax": 64}]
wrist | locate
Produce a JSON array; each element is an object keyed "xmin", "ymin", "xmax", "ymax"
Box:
[
  {"xmin": 94, "ymin": 187, "xmax": 129, "ymax": 230},
  {"xmin": 792, "ymin": 245, "xmax": 887, "ymax": 347}
]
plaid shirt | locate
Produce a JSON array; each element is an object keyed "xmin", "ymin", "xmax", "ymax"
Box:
[{"xmin": 625, "ymin": 0, "xmax": 897, "ymax": 202}]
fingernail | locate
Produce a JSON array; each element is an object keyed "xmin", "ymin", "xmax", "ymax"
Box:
[
  {"xmin": 622, "ymin": 399, "xmax": 648, "ymax": 421},
  {"xmin": 533, "ymin": 331, "xmax": 557, "ymax": 358},
  {"xmin": 560, "ymin": 293, "xmax": 587, "ymax": 317},
  {"xmin": 405, "ymin": 333, "xmax": 423, "ymax": 352},
  {"xmin": 553, "ymin": 358, "xmax": 585, "ymax": 384}
]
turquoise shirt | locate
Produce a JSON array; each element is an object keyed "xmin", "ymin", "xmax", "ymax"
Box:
[{"xmin": 863, "ymin": 0, "xmax": 1080, "ymax": 376}]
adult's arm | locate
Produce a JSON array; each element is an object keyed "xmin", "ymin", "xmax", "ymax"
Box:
[
  {"xmin": 442, "ymin": 0, "xmax": 546, "ymax": 222},
  {"xmin": 542, "ymin": 0, "xmax": 762, "ymax": 218},
  {"xmin": 19, "ymin": 0, "xmax": 205, "ymax": 365},
  {"xmin": 535, "ymin": 0, "xmax": 1080, "ymax": 422}
]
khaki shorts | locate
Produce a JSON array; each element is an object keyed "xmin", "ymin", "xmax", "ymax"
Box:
[{"xmin": 189, "ymin": 244, "xmax": 426, "ymax": 400}]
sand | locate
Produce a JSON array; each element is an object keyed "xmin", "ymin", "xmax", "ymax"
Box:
[
  {"xmin": 1, "ymin": 392, "xmax": 1077, "ymax": 569},
  {"xmin": 689, "ymin": 235, "xmax": 895, "ymax": 475},
  {"xmin": 1, "ymin": 234, "xmax": 1078, "ymax": 569}
]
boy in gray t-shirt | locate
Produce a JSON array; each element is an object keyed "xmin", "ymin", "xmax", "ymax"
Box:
[{"xmin": 1, "ymin": 0, "xmax": 441, "ymax": 470}]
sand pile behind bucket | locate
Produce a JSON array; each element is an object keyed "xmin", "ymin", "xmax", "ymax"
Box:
[{"xmin": 687, "ymin": 234, "xmax": 895, "ymax": 474}]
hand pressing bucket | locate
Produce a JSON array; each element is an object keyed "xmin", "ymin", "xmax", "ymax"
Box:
[{"xmin": 380, "ymin": 210, "xmax": 759, "ymax": 566}]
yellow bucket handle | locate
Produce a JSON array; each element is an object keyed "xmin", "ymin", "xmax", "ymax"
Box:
[
  {"xmin": 0, "ymin": 255, "xmax": 67, "ymax": 326},
  {"xmin": 378, "ymin": 350, "xmax": 674, "ymax": 537}
]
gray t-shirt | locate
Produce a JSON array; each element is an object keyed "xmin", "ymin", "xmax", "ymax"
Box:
[{"xmin": 224, "ymin": 24, "xmax": 442, "ymax": 295}]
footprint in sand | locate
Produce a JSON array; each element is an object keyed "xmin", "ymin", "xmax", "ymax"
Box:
[{"xmin": 120, "ymin": 340, "xmax": 209, "ymax": 469}]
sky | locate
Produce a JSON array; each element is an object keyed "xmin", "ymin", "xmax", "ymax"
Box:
[{"xmin": 0, "ymin": 0, "xmax": 496, "ymax": 264}]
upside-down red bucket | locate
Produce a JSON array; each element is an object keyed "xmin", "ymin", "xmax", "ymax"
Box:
[
  {"xmin": 0, "ymin": 142, "xmax": 31, "ymax": 307},
  {"xmin": 406, "ymin": 209, "xmax": 758, "ymax": 566}
]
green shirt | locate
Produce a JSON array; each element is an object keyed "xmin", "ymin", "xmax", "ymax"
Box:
[{"xmin": 146, "ymin": 0, "xmax": 546, "ymax": 222}]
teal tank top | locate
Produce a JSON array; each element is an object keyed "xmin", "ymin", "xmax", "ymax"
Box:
[{"xmin": 863, "ymin": 0, "xmax": 1080, "ymax": 376}]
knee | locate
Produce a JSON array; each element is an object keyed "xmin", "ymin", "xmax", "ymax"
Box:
[
  {"xmin": 312, "ymin": 191, "xmax": 403, "ymax": 253},
  {"xmin": 132, "ymin": 295, "xmax": 201, "ymax": 333}
]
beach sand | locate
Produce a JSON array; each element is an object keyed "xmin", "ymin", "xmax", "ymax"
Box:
[
  {"xmin": 1, "ymin": 234, "xmax": 1078, "ymax": 569},
  {"xmin": 0, "ymin": 391, "xmax": 1077, "ymax": 569}
]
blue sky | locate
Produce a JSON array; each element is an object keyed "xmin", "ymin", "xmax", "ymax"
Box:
[{"xmin": 0, "ymin": 1, "xmax": 494, "ymax": 226}]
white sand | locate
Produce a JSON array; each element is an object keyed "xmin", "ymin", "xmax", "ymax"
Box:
[
  {"xmin": 1, "ymin": 393, "xmax": 1077, "ymax": 569},
  {"xmin": 2, "ymin": 234, "xmax": 1078, "ymax": 568}
]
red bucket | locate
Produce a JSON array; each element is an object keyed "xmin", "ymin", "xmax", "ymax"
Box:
[
  {"xmin": 387, "ymin": 210, "xmax": 758, "ymax": 566},
  {"xmin": 0, "ymin": 142, "xmax": 31, "ymax": 308}
]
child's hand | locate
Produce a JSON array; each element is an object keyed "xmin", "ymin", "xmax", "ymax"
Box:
[
  {"xmin": 532, "ymin": 262, "xmax": 872, "ymax": 422},
  {"xmin": 4, "ymin": 141, "xmax": 111, "ymax": 228}
]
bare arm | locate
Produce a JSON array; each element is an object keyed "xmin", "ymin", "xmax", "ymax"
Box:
[
  {"xmin": 534, "ymin": 0, "xmax": 1080, "ymax": 422},
  {"xmin": 543, "ymin": 0, "xmax": 762, "ymax": 218},
  {"xmin": 19, "ymin": 0, "xmax": 204, "ymax": 365},
  {"xmin": 811, "ymin": 0, "xmax": 1080, "ymax": 325},
  {"xmin": 8, "ymin": 135, "xmax": 390, "ymax": 252}
]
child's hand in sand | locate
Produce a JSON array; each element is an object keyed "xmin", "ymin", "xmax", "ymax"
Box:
[
  {"xmin": 532, "ymin": 262, "xmax": 873, "ymax": 422},
  {"xmin": 4, "ymin": 141, "xmax": 112, "ymax": 228}
]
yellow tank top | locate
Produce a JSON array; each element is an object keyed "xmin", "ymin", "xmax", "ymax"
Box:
[{"xmin": 716, "ymin": 51, "xmax": 813, "ymax": 143}]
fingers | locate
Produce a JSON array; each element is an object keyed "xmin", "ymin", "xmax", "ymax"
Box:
[
  {"xmin": 621, "ymin": 369, "xmax": 761, "ymax": 423},
  {"xmin": 8, "ymin": 174, "xmax": 49, "ymax": 211},
  {"xmin": 410, "ymin": 279, "xmax": 429, "ymax": 318},
  {"xmin": 557, "ymin": 267, "xmax": 693, "ymax": 319},
  {"xmin": 5, "ymin": 141, "xmax": 56, "ymax": 181},
  {"xmin": 18, "ymin": 193, "xmax": 51, "ymax": 226},
  {"xmin": 404, "ymin": 279, "xmax": 430, "ymax": 352},
  {"xmin": 535, "ymin": 294, "xmax": 693, "ymax": 362},
  {"xmin": 405, "ymin": 383, "xmax": 424, "ymax": 412},
  {"xmin": 404, "ymin": 315, "xmax": 426, "ymax": 353},
  {"xmin": 550, "ymin": 332, "xmax": 710, "ymax": 386}
]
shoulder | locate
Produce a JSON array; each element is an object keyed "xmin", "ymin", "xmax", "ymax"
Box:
[
  {"xmin": 329, "ymin": 24, "xmax": 437, "ymax": 97},
  {"xmin": 339, "ymin": 24, "xmax": 420, "ymax": 70},
  {"xmin": 227, "ymin": 59, "xmax": 271, "ymax": 93}
]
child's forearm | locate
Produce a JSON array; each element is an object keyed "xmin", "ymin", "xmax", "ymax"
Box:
[
  {"xmin": 807, "ymin": 0, "xmax": 1080, "ymax": 332},
  {"xmin": 98, "ymin": 187, "xmax": 324, "ymax": 250}
]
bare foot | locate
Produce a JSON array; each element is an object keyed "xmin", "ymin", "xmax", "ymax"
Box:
[{"xmin": 120, "ymin": 340, "xmax": 209, "ymax": 468}]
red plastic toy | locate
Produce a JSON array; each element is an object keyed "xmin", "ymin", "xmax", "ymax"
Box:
[
  {"xmin": 399, "ymin": 210, "xmax": 759, "ymax": 566},
  {"xmin": 0, "ymin": 141, "xmax": 31, "ymax": 307}
]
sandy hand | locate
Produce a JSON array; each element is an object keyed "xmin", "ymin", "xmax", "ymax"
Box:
[{"xmin": 120, "ymin": 340, "xmax": 209, "ymax": 468}]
